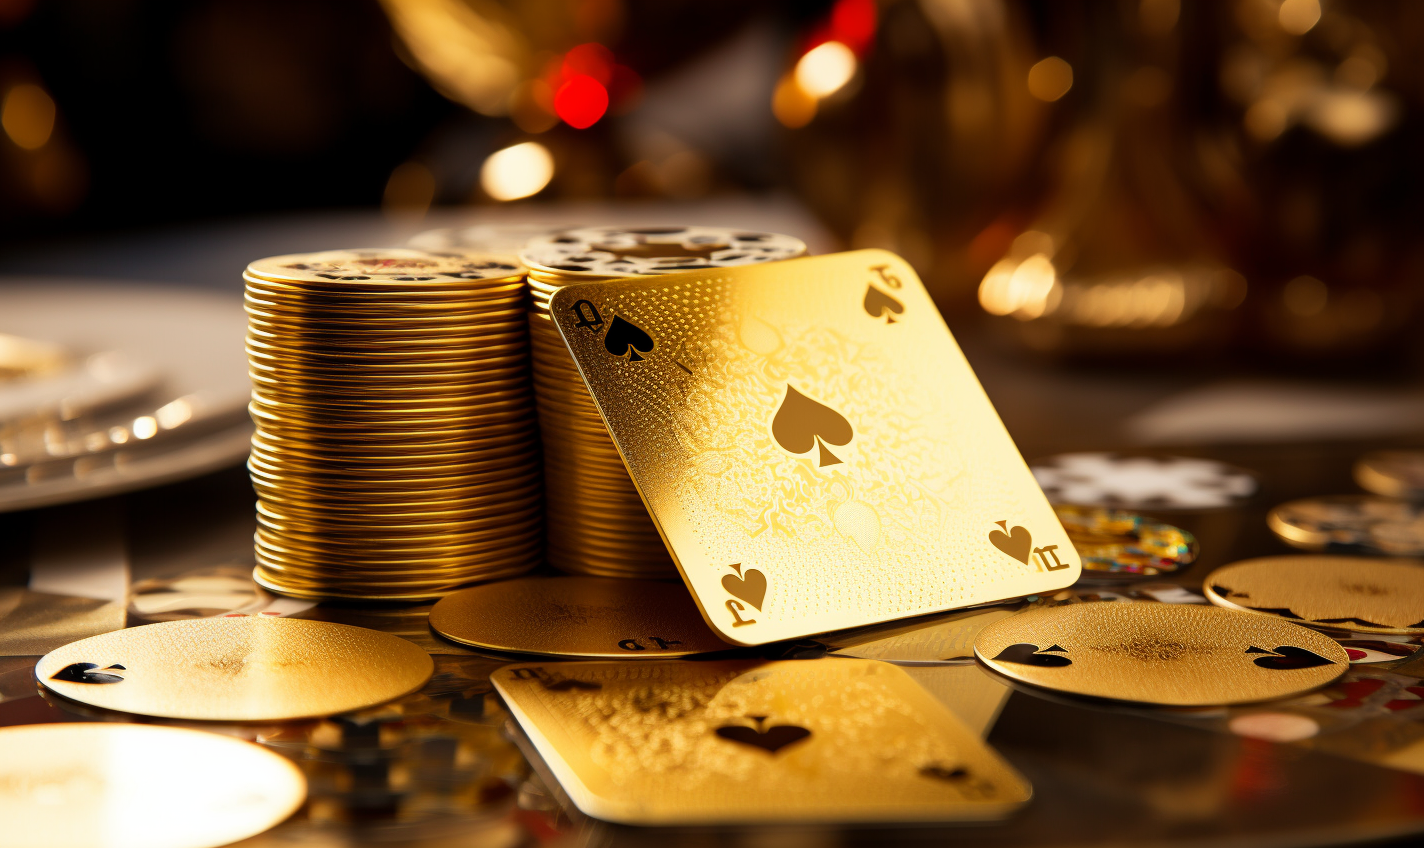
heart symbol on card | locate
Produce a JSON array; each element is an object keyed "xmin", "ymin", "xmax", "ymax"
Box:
[
  {"xmin": 989, "ymin": 521, "xmax": 1033, "ymax": 564},
  {"xmin": 722, "ymin": 566, "xmax": 767, "ymax": 611},
  {"xmin": 715, "ymin": 717, "xmax": 811, "ymax": 754}
]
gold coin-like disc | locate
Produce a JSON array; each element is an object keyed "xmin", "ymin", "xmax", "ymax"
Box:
[
  {"xmin": 0, "ymin": 723, "xmax": 306, "ymax": 848},
  {"xmin": 37, "ymin": 617, "xmax": 434, "ymax": 720},
  {"xmin": 974, "ymin": 602, "xmax": 1347, "ymax": 706},
  {"xmin": 1267, "ymin": 494, "xmax": 1424, "ymax": 555},
  {"xmin": 429, "ymin": 575, "xmax": 730, "ymax": 657},
  {"xmin": 1205, "ymin": 555, "xmax": 1424, "ymax": 634},
  {"xmin": 1355, "ymin": 450, "xmax": 1424, "ymax": 500}
]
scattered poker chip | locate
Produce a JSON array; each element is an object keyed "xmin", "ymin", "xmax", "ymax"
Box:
[
  {"xmin": 0, "ymin": 723, "xmax": 306, "ymax": 848},
  {"xmin": 37, "ymin": 616, "xmax": 433, "ymax": 721},
  {"xmin": 974, "ymin": 602, "xmax": 1348, "ymax": 706},
  {"xmin": 1355, "ymin": 450, "xmax": 1424, "ymax": 500},
  {"xmin": 1054, "ymin": 505, "xmax": 1198, "ymax": 580},
  {"xmin": 1266, "ymin": 494, "xmax": 1424, "ymax": 555},
  {"xmin": 520, "ymin": 226, "xmax": 807, "ymax": 279},
  {"xmin": 429, "ymin": 575, "xmax": 729, "ymax": 658},
  {"xmin": 1204, "ymin": 555, "xmax": 1424, "ymax": 635},
  {"xmin": 1031, "ymin": 452, "xmax": 1257, "ymax": 510}
]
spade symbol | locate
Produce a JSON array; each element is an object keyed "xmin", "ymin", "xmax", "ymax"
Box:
[
  {"xmin": 715, "ymin": 716, "xmax": 812, "ymax": 754},
  {"xmin": 863, "ymin": 286, "xmax": 905, "ymax": 323},
  {"xmin": 603, "ymin": 315, "xmax": 655, "ymax": 361},
  {"xmin": 51, "ymin": 662, "xmax": 126, "ymax": 684},
  {"xmin": 920, "ymin": 765, "xmax": 971, "ymax": 782},
  {"xmin": 771, "ymin": 385, "xmax": 853, "ymax": 467},
  {"xmin": 992, "ymin": 644, "xmax": 1072, "ymax": 667},
  {"xmin": 1249, "ymin": 645, "xmax": 1337, "ymax": 670}
]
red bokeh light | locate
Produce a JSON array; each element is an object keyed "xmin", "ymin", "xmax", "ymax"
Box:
[
  {"xmin": 831, "ymin": 0, "xmax": 876, "ymax": 52},
  {"xmin": 804, "ymin": 0, "xmax": 877, "ymax": 55},
  {"xmin": 554, "ymin": 75, "xmax": 609, "ymax": 129}
]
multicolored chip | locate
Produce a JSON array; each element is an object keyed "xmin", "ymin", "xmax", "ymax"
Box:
[{"xmin": 1054, "ymin": 505, "xmax": 1198, "ymax": 579}]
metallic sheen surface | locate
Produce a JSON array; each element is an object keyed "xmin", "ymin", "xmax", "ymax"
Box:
[
  {"xmin": 550, "ymin": 249, "xmax": 1079, "ymax": 645},
  {"xmin": 430, "ymin": 575, "xmax": 731, "ymax": 657},
  {"xmin": 494, "ymin": 658, "xmax": 1031, "ymax": 825},
  {"xmin": 975, "ymin": 602, "xmax": 1348, "ymax": 706},
  {"xmin": 0, "ymin": 723, "xmax": 305, "ymax": 848},
  {"xmin": 1206, "ymin": 555, "xmax": 1424, "ymax": 635},
  {"xmin": 37, "ymin": 617, "xmax": 434, "ymax": 720}
]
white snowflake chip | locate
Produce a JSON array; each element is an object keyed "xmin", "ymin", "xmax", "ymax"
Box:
[{"xmin": 1032, "ymin": 452, "xmax": 1257, "ymax": 510}]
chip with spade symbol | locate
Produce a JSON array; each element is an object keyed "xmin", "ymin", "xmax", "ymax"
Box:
[
  {"xmin": 549, "ymin": 250, "xmax": 1078, "ymax": 646},
  {"xmin": 1204, "ymin": 555, "xmax": 1424, "ymax": 635},
  {"xmin": 492, "ymin": 658, "xmax": 1031, "ymax": 824},
  {"xmin": 974, "ymin": 602, "xmax": 1348, "ymax": 706},
  {"xmin": 37, "ymin": 616, "xmax": 433, "ymax": 721}
]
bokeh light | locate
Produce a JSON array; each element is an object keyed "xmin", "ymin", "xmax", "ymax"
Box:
[
  {"xmin": 2, "ymin": 83, "xmax": 55, "ymax": 150},
  {"xmin": 479, "ymin": 141, "xmax": 554, "ymax": 201},
  {"xmin": 772, "ymin": 74, "xmax": 818, "ymax": 129},
  {"xmin": 1278, "ymin": 0, "xmax": 1322, "ymax": 35},
  {"xmin": 554, "ymin": 74, "xmax": 609, "ymax": 129},
  {"xmin": 795, "ymin": 41, "xmax": 857, "ymax": 100},
  {"xmin": 1027, "ymin": 57, "xmax": 1073, "ymax": 102}
]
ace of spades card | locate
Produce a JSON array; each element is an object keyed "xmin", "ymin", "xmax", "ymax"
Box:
[
  {"xmin": 492, "ymin": 659, "xmax": 1031, "ymax": 825},
  {"xmin": 550, "ymin": 249, "xmax": 1079, "ymax": 646}
]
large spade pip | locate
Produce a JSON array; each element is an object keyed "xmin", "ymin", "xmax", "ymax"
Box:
[{"xmin": 771, "ymin": 385, "xmax": 854, "ymax": 467}]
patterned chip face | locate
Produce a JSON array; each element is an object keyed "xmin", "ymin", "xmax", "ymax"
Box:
[
  {"xmin": 1031, "ymin": 452, "xmax": 1258, "ymax": 510},
  {"xmin": 520, "ymin": 226, "xmax": 807, "ymax": 278},
  {"xmin": 248, "ymin": 248, "xmax": 523, "ymax": 284}
]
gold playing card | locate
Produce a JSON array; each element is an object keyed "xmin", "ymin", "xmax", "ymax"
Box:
[
  {"xmin": 492, "ymin": 658, "xmax": 1031, "ymax": 825},
  {"xmin": 550, "ymin": 249, "xmax": 1079, "ymax": 645}
]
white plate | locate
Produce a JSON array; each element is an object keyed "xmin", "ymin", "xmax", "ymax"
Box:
[{"xmin": 0, "ymin": 279, "xmax": 250, "ymax": 512}]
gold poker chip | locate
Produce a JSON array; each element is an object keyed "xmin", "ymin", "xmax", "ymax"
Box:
[
  {"xmin": 0, "ymin": 723, "xmax": 306, "ymax": 848},
  {"xmin": 1267, "ymin": 494, "xmax": 1424, "ymax": 555},
  {"xmin": 37, "ymin": 616, "xmax": 434, "ymax": 721},
  {"xmin": 1205, "ymin": 555, "xmax": 1424, "ymax": 634},
  {"xmin": 1355, "ymin": 450, "xmax": 1424, "ymax": 500},
  {"xmin": 428, "ymin": 575, "xmax": 730, "ymax": 657},
  {"xmin": 974, "ymin": 602, "xmax": 1347, "ymax": 706}
]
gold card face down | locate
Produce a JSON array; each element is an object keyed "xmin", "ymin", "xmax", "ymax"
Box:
[
  {"xmin": 550, "ymin": 250, "xmax": 1079, "ymax": 645},
  {"xmin": 492, "ymin": 658, "xmax": 1031, "ymax": 825}
]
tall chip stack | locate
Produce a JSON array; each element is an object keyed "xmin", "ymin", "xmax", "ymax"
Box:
[{"xmin": 244, "ymin": 249, "xmax": 542, "ymax": 600}]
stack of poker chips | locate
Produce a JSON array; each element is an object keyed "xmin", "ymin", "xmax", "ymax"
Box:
[
  {"xmin": 244, "ymin": 249, "xmax": 542, "ymax": 600},
  {"xmin": 518, "ymin": 227, "xmax": 807, "ymax": 578}
]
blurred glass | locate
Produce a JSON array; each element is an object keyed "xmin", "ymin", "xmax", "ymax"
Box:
[
  {"xmin": 778, "ymin": 0, "xmax": 1424, "ymax": 365},
  {"xmin": 974, "ymin": 0, "xmax": 1424, "ymax": 361},
  {"xmin": 778, "ymin": 0, "xmax": 1056, "ymax": 300}
]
